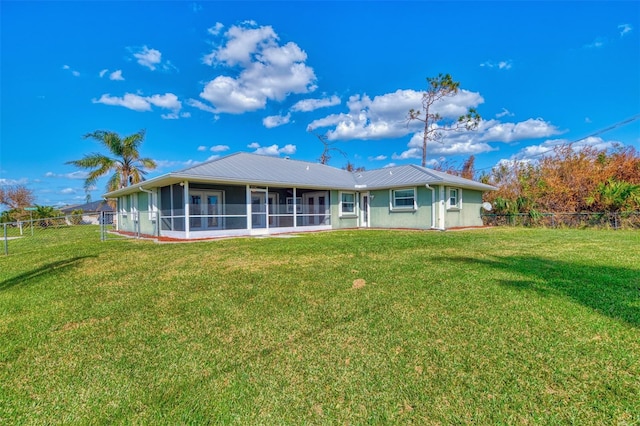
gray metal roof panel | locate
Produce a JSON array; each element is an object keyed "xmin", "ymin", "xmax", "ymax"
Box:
[
  {"xmin": 355, "ymin": 164, "xmax": 495, "ymax": 191},
  {"xmin": 176, "ymin": 152, "xmax": 357, "ymax": 189}
]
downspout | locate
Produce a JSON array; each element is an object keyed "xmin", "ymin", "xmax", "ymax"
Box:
[
  {"xmin": 438, "ymin": 185, "xmax": 446, "ymax": 230},
  {"xmin": 425, "ymin": 184, "xmax": 436, "ymax": 229}
]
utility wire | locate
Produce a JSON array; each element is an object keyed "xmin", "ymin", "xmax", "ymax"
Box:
[{"xmin": 469, "ymin": 113, "xmax": 640, "ymax": 173}]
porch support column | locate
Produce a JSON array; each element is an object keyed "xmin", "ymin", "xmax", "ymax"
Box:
[
  {"xmin": 246, "ymin": 185, "xmax": 252, "ymax": 231},
  {"xmin": 184, "ymin": 181, "xmax": 190, "ymax": 239},
  {"xmin": 293, "ymin": 187, "xmax": 297, "ymax": 227}
]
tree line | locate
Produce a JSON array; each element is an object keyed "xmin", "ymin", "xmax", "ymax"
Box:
[{"xmin": 473, "ymin": 145, "xmax": 640, "ymax": 215}]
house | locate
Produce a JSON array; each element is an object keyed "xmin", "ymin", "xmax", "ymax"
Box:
[
  {"xmin": 103, "ymin": 152, "xmax": 496, "ymax": 239},
  {"xmin": 60, "ymin": 200, "xmax": 114, "ymax": 225}
]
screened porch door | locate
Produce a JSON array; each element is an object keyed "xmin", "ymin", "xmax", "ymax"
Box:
[
  {"xmin": 251, "ymin": 190, "xmax": 267, "ymax": 229},
  {"xmin": 303, "ymin": 191, "xmax": 329, "ymax": 225},
  {"xmin": 190, "ymin": 191, "xmax": 222, "ymax": 230}
]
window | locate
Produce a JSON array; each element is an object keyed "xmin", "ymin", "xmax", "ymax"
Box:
[
  {"xmin": 120, "ymin": 196, "xmax": 128, "ymax": 217},
  {"xmin": 148, "ymin": 191, "xmax": 157, "ymax": 221},
  {"xmin": 340, "ymin": 192, "xmax": 355, "ymax": 215},
  {"xmin": 391, "ymin": 188, "xmax": 416, "ymax": 210},
  {"xmin": 447, "ymin": 188, "xmax": 461, "ymax": 209}
]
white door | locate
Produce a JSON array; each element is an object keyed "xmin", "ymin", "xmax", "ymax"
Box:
[
  {"xmin": 190, "ymin": 191, "xmax": 222, "ymax": 230},
  {"xmin": 251, "ymin": 191, "xmax": 267, "ymax": 229},
  {"xmin": 360, "ymin": 193, "xmax": 369, "ymax": 228}
]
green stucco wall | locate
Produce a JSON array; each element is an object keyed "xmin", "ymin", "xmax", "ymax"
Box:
[
  {"xmin": 445, "ymin": 189, "xmax": 484, "ymax": 228},
  {"xmin": 331, "ymin": 190, "xmax": 358, "ymax": 229},
  {"xmin": 369, "ymin": 187, "xmax": 434, "ymax": 230}
]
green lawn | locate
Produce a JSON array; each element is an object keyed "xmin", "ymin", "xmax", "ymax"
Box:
[{"xmin": 1, "ymin": 228, "xmax": 639, "ymax": 424}]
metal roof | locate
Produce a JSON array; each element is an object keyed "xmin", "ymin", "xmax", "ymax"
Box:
[
  {"xmin": 354, "ymin": 164, "xmax": 496, "ymax": 191},
  {"xmin": 175, "ymin": 152, "xmax": 356, "ymax": 189},
  {"xmin": 103, "ymin": 152, "xmax": 495, "ymax": 198}
]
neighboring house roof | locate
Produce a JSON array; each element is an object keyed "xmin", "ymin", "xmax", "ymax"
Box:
[
  {"xmin": 60, "ymin": 200, "xmax": 114, "ymax": 213},
  {"xmin": 103, "ymin": 152, "xmax": 495, "ymax": 198}
]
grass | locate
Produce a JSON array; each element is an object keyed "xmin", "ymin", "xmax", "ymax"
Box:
[{"xmin": 1, "ymin": 227, "xmax": 639, "ymax": 424}]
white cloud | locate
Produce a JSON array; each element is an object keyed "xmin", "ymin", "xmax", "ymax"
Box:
[
  {"xmin": 92, "ymin": 93, "xmax": 152, "ymax": 111},
  {"xmin": 479, "ymin": 118, "xmax": 562, "ymax": 143},
  {"xmin": 368, "ymin": 155, "xmax": 387, "ymax": 161},
  {"xmin": 391, "ymin": 117, "xmax": 561, "ymax": 160},
  {"xmin": 308, "ymin": 89, "xmax": 484, "ymax": 141},
  {"xmin": 618, "ymin": 23, "xmax": 632, "ymax": 37},
  {"xmin": 392, "ymin": 148, "xmax": 421, "ymax": 161},
  {"xmin": 62, "ymin": 64, "xmax": 80, "ymax": 76},
  {"xmin": 263, "ymin": 113, "xmax": 291, "ymax": 128},
  {"xmin": 584, "ymin": 38, "xmax": 605, "ymax": 49},
  {"xmin": 92, "ymin": 92, "xmax": 183, "ymax": 116},
  {"xmin": 99, "ymin": 69, "xmax": 108, "ymax": 78},
  {"xmin": 60, "ymin": 188, "xmax": 75, "ymax": 195},
  {"xmin": 291, "ymin": 95, "xmax": 341, "ymax": 112},
  {"xmin": 132, "ymin": 46, "xmax": 162, "ymax": 70},
  {"xmin": 210, "ymin": 145, "xmax": 230, "ymax": 152},
  {"xmin": 480, "ymin": 60, "xmax": 513, "ymax": 70},
  {"xmin": 109, "ymin": 70, "xmax": 124, "ymax": 81},
  {"xmin": 186, "ymin": 98, "xmax": 217, "ymax": 114},
  {"xmin": 0, "ymin": 178, "xmax": 29, "ymax": 186},
  {"xmin": 248, "ymin": 142, "xmax": 296, "ymax": 156},
  {"xmin": 198, "ymin": 22, "xmax": 317, "ymax": 114},
  {"xmin": 197, "ymin": 146, "xmax": 207, "ymax": 151},
  {"xmin": 46, "ymin": 171, "xmax": 88, "ymax": 179},
  {"xmin": 208, "ymin": 22, "xmax": 224, "ymax": 35},
  {"xmin": 519, "ymin": 136, "xmax": 618, "ymax": 159},
  {"xmin": 148, "ymin": 93, "xmax": 181, "ymax": 110},
  {"xmin": 496, "ymin": 108, "xmax": 514, "ymax": 118}
]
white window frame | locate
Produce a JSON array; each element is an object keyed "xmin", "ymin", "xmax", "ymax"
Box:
[
  {"xmin": 130, "ymin": 194, "xmax": 139, "ymax": 221},
  {"xmin": 390, "ymin": 187, "xmax": 417, "ymax": 211},
  {"xmin": 339, "ymin": 191, "xmax": 356, "ymax": 216},
  {"xmin": 120, "ymin": 196, "xmax": 128, "ymax": 217},
  {"xmin": 447, "ymin": 187, "xmax": 462, "ymax": 210}
]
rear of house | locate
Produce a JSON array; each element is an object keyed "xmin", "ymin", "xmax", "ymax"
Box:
[{"xmin": 104, "ymin": 153, "xmax": 495, "ymax": 240}]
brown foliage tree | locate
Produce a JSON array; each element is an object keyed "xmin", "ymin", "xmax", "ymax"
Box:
[
  {"xmin": 0, "ymin": 185, "xmax": 35, "ymax": 210},
  {"xmin": 483, "ymin": 145, "xmax": 640, "ymax": 214}
]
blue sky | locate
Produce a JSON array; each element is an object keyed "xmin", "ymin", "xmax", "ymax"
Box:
[{"xmin": 1, "ymin": 1, "xmax": 639, "ymax": 208}]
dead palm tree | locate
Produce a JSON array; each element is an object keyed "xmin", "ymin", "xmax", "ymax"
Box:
[{"xmin": 67, "ymin": 130, "xmax": 157, "ymax": 194}]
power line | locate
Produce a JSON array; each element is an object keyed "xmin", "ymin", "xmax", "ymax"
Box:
[{"xmin": 471, "ymin": 113, "xmax": 640, "ymax": 173}]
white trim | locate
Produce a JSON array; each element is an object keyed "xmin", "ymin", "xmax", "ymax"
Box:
[
  {"xmin": 390, "ymin": 187, "xmax": 417, "ymax": 211},
  {"xmin": 447, "ymin": 187, "xmax": 462, "ymax": 210},
  {"xmin": 359, "ymin": 192, "xmax": 370, "ymax": 228},
  {"xmin": 339, "ymin": 191, "xmax": 356, "ymax": 217},
  {"xmin": 146, "ymin": 189, "xmax": 157, "ymax": 221},
  {"xmin": 183, "ymin": 181, "xmax": 190, "ymax": 239},
  {"xmin": 438, "ymin": 185, "xmax": 445, "ymax": 230}
]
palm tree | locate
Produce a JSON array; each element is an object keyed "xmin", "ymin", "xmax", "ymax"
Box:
[
  {"xmin": 587, "ymin": 178, "xmax": 640, "ymax": 212},
  {"xmin": 67, "ymin": 130, "xmax": 157, "ymax": 194}
]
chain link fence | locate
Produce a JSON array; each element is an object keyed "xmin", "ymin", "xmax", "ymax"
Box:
[
  {"xmin": 481, "ymin": 211, "xmax": 640, "ymax": 229},
  {"xmin": 1, "ymin": 212, "xmax": 126, "ymax": 256}
]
